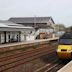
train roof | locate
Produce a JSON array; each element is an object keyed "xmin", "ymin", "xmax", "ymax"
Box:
[{"xmin": 60, "ymin": 32, "xmax": 72, "ymax": 39}]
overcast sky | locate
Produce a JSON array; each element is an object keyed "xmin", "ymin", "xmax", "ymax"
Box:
[{"xmin": 0, "ymin": 0, "xmax": 72, "ymax": 27}]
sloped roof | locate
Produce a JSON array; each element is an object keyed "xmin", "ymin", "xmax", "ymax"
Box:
[
  {"xmin": 8, "ymin": 17, "xmax": 55, "ymax": 24},
  {"xmin": 0, "ymin": 20, "xmax": 34, "ymax": 31},
  {"xmin": 0, "ymin": 20, "xmax": 33, "ymax": 29}
]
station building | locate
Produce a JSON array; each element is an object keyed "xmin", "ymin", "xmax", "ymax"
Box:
[
  {"xmin": 8, "ymin": 17, "xmax": 55, "ymax": 39},
  {"xmin": 0, "ymin": 21, "xmax": 34, "ymax": 44}
]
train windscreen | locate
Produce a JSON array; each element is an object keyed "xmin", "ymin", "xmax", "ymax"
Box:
[
  {"xmin": 58, "ymin": 33, "xmax": 72, "ymax": 45},
  {"xmin": 59, "ymin": 39, "xmax": 72, "ymax": 45}
]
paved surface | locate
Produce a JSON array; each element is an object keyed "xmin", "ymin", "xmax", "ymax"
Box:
[
  {"xmin": 0, "ymin": 37, "xmax": 58, "ymax": 48},
  {"xmin": 57, "ymin": 61, "xmax": 72, "ymax": 72}
]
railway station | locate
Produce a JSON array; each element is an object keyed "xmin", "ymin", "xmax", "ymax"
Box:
[
  {"xmin": 0, "ymin": 17, "xmax": 71, "ymax": 72},
  {"xmin": 0, "ymin": 0, "xmax": 72, "ymax": 71}
]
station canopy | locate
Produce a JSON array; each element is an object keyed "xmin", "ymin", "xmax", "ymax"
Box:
[{"xmin": 0, "ymin": 20, "xmax": 34, "ymax": 31}]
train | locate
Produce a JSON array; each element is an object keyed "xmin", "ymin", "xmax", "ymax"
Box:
[{"xmin": 57, "ymin": 32, "xmax": 72, "ymax": 59}]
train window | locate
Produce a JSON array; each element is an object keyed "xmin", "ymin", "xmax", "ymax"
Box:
[
  {"xmin": 58, "ymin": 33, "xmax": 72, "ymax": 45},
  {"xmin": 59, "ymin": 39, "xmax": 72, "ymax": 45}
]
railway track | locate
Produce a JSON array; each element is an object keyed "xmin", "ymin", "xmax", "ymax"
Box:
[
  {"xmin": 35, "ymin": 56, "xmax": 68, "ymax": 72},
  {"xmin": 0, "ymin": 42, "xmax": 57, "ymax": 72},
  {"xmin": 35, "ymin": 58, "xmax": 64, "ymax": 72}
]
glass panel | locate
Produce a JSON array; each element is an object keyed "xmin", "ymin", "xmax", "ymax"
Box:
[{"xmin": 59, "ymin": 39, "xmax": 72, "ymax": 45}]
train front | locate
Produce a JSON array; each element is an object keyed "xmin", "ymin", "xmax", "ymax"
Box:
[{"xmin": 57, "ymin": 38, "xmax": 72, "ymax": 59}]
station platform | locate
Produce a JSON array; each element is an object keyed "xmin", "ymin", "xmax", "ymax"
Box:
[
  {"xmin": 0, "ymin": 37, "xmax": 58, "ymax": 54},
  {"xmin": 57, "ymin": 61, "xmax": 72, "ymax": 72},
  {"xmin": 0, "ymin": 37, "xmax": 58, "ymax": 48}
]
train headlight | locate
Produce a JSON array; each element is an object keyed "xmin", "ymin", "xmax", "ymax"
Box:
[
  {"xmin": 71, "ymin": 48, "xmax": 72, "ymax": 52},
  {"xmin": 69, "ymin": 47, "xmax": 72, "ymax": 52}
]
